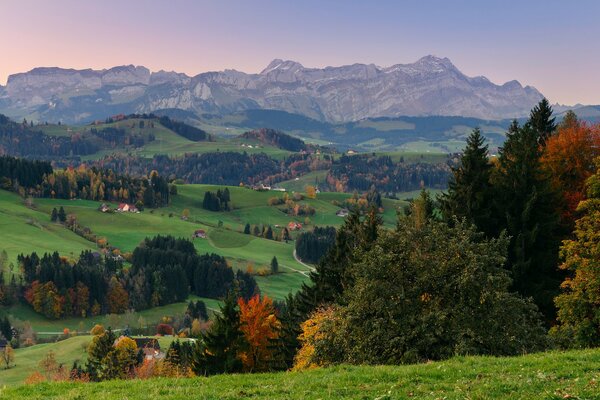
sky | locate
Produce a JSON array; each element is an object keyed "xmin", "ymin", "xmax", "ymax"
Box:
[{"xmin": 1, "ymin": 0, "xmax": 599, "ymax": 105}]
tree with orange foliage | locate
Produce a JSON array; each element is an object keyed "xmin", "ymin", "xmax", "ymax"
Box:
[
  {"xmin": 237, "ymin": 294, "xmax": 281, "ymax": 372},
  {"xmin": 106, "ymin": 276, "xmax": 129, "ymax": 314},
  {"xmin": 541, "ymin": 119, "xmax": 600, "ymax": 228}
]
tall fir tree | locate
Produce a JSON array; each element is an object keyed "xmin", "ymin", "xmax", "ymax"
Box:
[
  {"xmin": 192, "ymin": 291, "xmax": 244, "ymax": 375},
  {"xmin": 529, "ymin": 98, "xmax": 557, "ymax": 146},
  {"xmin": 492, "ymin": 121, "xmax": 561, "ymax": 321},
  {"xmin": 57, "ymin": 206, "xmax": 66, "ymax": 223},
  {"xmin": 440, "ymin": 128, "xmax": 495, "ymax": 236}
]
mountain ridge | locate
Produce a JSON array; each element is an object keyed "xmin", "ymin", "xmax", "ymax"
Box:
[{"xmin": 0, "ymin": 56, "xmax": 546, "ymax": 123}]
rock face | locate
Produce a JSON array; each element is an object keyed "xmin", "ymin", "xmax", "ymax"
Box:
[{"xmin": 0, "ymin": 56, "xmax": 544, "ymax": 123}]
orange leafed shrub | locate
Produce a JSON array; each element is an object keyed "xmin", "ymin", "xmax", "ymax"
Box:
[{"xmin": 237, "ymin": 294, "xmax": 281, "ymax": 372}]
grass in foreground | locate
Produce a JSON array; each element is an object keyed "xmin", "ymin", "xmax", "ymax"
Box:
[{"xmin": 1, "ymin": 348, "xmax": 599, "ymax": 399}]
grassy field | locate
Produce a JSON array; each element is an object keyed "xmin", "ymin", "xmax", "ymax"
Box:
[
  {"xmin": 0, "ymin": 190, "xmax": 94, "ymax": 262},
  {"xmin": 0, "ymin": 335, "xmax": 182, "ymax": 387},
  {"xmin": 2, "ymin": 296, "xmax": 222, "ymax": 335},
  {"xmin": 0, "ymin": 185, "xmax": 407, "ymax": 334},
  {"xmin": 2, "ymin": 348, "xmax": 599, "ymax": 398},
  {"xmin": 38, "ymin": 119, "xmax": 292, "ymax": 160}
]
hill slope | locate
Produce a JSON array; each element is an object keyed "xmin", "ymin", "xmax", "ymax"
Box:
[{"xmin": 2, "ymin": 348, "xmax": 599, "ymax": 399}]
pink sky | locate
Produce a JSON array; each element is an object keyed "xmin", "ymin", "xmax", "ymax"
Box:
[{"xmin": 1, "ymin": 0, "xmax": 599, "ymax": 105}]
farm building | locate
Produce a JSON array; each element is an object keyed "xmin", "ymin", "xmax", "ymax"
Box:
[
  {"xmin": 287, "ymin": 221, "xmax": 303, "ymax": 231},
  {"xmin": 336, "ymin": 208, "xmax": 350, "ymax": 217},
  {"xmin": 117, "ymin": 203, "xmax": 138, "ymax": 213},
  {"xmin": 193, "ymin": 229, "xmax": 207, "ymax": 239},
  {"xmin": 114, "ymin": 337, "xmax": 163, "ymax": 360},
  {"xmin": 99, "ymin": 203, "xmax": 111, "ymax": 213}
]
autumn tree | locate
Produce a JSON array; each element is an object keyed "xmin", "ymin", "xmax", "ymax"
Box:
[
  {"xmin": 541, "ymin": 120, "xmax": 600, "ymax": 229},
  {"xmin": 107, "ymin": 277, "xmax": 129, "ymax": 314},
  {"xmin": 551, "ymin": 158, "xmax": 600, "ymax": 347},
  {"xmin": 305, "ymin": 185, "xmax": 317, "ymax": 199},
  {"xmin": 0, "ymin": 345, "xmax": 14, "ymax": 369},
  {"xmin": 293, "ymin": 306, "xmax": 340, "ymax": 371},
  {"xmin": 238, "ymin": 295, "xmax": 281, "ymax": 372}
]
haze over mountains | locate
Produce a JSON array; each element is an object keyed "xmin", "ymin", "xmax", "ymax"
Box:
[{"xmin": 0, "ymin": 56, "xmax": 546, "ymax": 124}]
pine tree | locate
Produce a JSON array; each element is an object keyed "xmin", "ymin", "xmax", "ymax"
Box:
[
  {"xmin": 270, "ymin": 256, "xmax": 279, "ymax": 274},
  {"xmin": 493, "ymin": 122, "xmax": 561, "ymax": 321},
  {"xmin": 192, "ymin": 291, "xmax": 244, "ymax": 375},
  {"xmin": 57, "ymin": 206, "xmax": 66, "ymax": 223},
  {"xmin": 529, "ymin": 98, "xmax": 557, "ymax": 145},
  {"xmin": 244, "ymin": 223, "xmax": 251, "ymax": 234},
  {"xmin": 440, "ymin": 128, "xmax": 495, "ymax": 235},
  {"xmin": 50, "ymin": 208, "xmax": 58, "ymax": 222}
]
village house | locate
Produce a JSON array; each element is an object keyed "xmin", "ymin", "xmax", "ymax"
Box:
[
  {"xmin": 347, "ymin": 149, "xmax": 357, "ymax": 155},
  {"xmin": 287, "ymin": 221, "xmax": 303, "ymax": 231},
  {"xmin": 117, "ymin": 203, "xmax": 139, "ymax": 213},
  {"xmin": 336, "ymin": 208, "xmax": 350, "ymax": 217},
  {"xmin": 134, "ymin": 338, "xmax": 163, "ymax": 360},
  {"xmin": 99, "ymin": 203, "xmax": 111, "ymax": 213},
  {"xmin": 193, "ymin": 229, "xmax": 207, "ymax": 239}
]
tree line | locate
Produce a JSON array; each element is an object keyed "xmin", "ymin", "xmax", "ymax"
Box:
[{"xmin": 16, "ymin": 235, "xmax": 259, "ymax": 319}]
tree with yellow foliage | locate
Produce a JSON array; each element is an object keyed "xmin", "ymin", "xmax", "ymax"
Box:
[
  {"xmin": 305, "ymin": 185, "xmax": 317, "ymax": 199},
  {"xmin": 551, "ymin": 158, "xmax": 600, "ymax": 348}
]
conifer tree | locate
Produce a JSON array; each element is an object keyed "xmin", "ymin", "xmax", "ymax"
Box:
[
  {"xmin": 244, "ymin": 223, "xmax": 251, "ymax": 234},
  {"xmin": 57, "ymin": 206, "xmax": 66, "ymax": 223},
  {"xmin": 529, "ymin": 98, "xmax": 557, "ymax": 145},
  {"xmin": 270, "ymin": 256, "xmax": 279, "ymax": 274},
  {"xmin": 493, "ymin": 122, "xmax": 561, "ymax": 321},
  {"xmin": 192, "ymin": 291, "xmax": 244, "ymax": 375},
  {"xmin": 440, "ymin": 128, "xmax": 495, "ymax": 235},
  {"xmin": 50, "ymin": 208, "xmax": 58, "ymax": 222}
]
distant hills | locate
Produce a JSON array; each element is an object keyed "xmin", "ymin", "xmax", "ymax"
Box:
[{"xmin": 0, "ymin": 56, "xmax": 546, "ymax": 124}]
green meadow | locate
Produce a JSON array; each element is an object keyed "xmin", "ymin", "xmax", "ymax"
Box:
[{"xmin": 2, "ymin": 347, "xmax": 599, "ymax": 398}]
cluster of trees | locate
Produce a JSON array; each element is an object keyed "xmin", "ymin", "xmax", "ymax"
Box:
[
  {"xmin": 129, "ymin": 235, "xmax": 258, "ymax": 308},
  {"xmin": 89, "ymin": 126, "xmax": 154, "ymax": 148},
  {"xmin": 0, "ymin": 156, "xmax": 53, "ymax": 190},
  {"xmin": 202, "ymin": 188, "xmax": 231, "ymax": 211},
  {"xmin": 243, "ymin": 223, "xmax": 291, "ymax": 242},
  {"xmin": 295, "ymin": 227, "xmax": 337, "ymax": 264},
  {"xmin": 37, "ymin": 166, "xmax": 170, "ymax": 208},
  {"xmin": 157, "ymin": 116, "xmax": 211, "ymax": 142},
  {"xmin": 17, "ymin": 235, "xmax": 259, "ymax": 319},
  {"xmin": 21, "ymin": 251, "xmax": 123, "ymax": 319},
  {"xmin": 239, "ymin": 128, "xmax": 307, "ymax": 152},
  {"xmin": 50, "ymin": 207, "xmax": 66, "ymax": 223},
  {"xmin": 333, "ymin": 189, "xmax": 383, "ymax": 212},
  {"xmin": 0, "ymin": 115, "xmax": 99, "ymax": 157},
  {"xmin": 327, "ymin": 154, "xmax": 452, "ymax": 193}
]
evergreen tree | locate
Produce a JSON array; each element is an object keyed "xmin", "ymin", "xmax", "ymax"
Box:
[
  {"xmin": 265, "ymin": 226, "xmax": 274, "ymax": 240},
  {"xmin": 50, "ymin": 208, "xmax": 58, "ymax": 222},
  {"xmin": 440, "ymin": 128, "xmax": 495, "ymax": 235},
  {"xmin": 270, "ymin": 256, "xmax": 279, "ymax": 274},
  {"xmin": 493, "ymin": 122, "xmax": 561, "ymax": 321},
  {"xmin": 57, "ymin": 206, "xmax": 66, "ymax": 223},
  {"xmin": 244, "ymin": 223, "xmax": 251, "ymax": 234},
  {"xmin": 192, "ymin": 292, "xmax": 245, "ymax": 375},
  {"xmin": 529, "ymin": 98, "xmax": 557, "ymax": 145}
]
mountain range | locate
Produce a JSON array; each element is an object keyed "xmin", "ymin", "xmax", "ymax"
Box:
[{"xmin": 0, "ymin": 56, "xmax": 546, "ymax": 124}]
